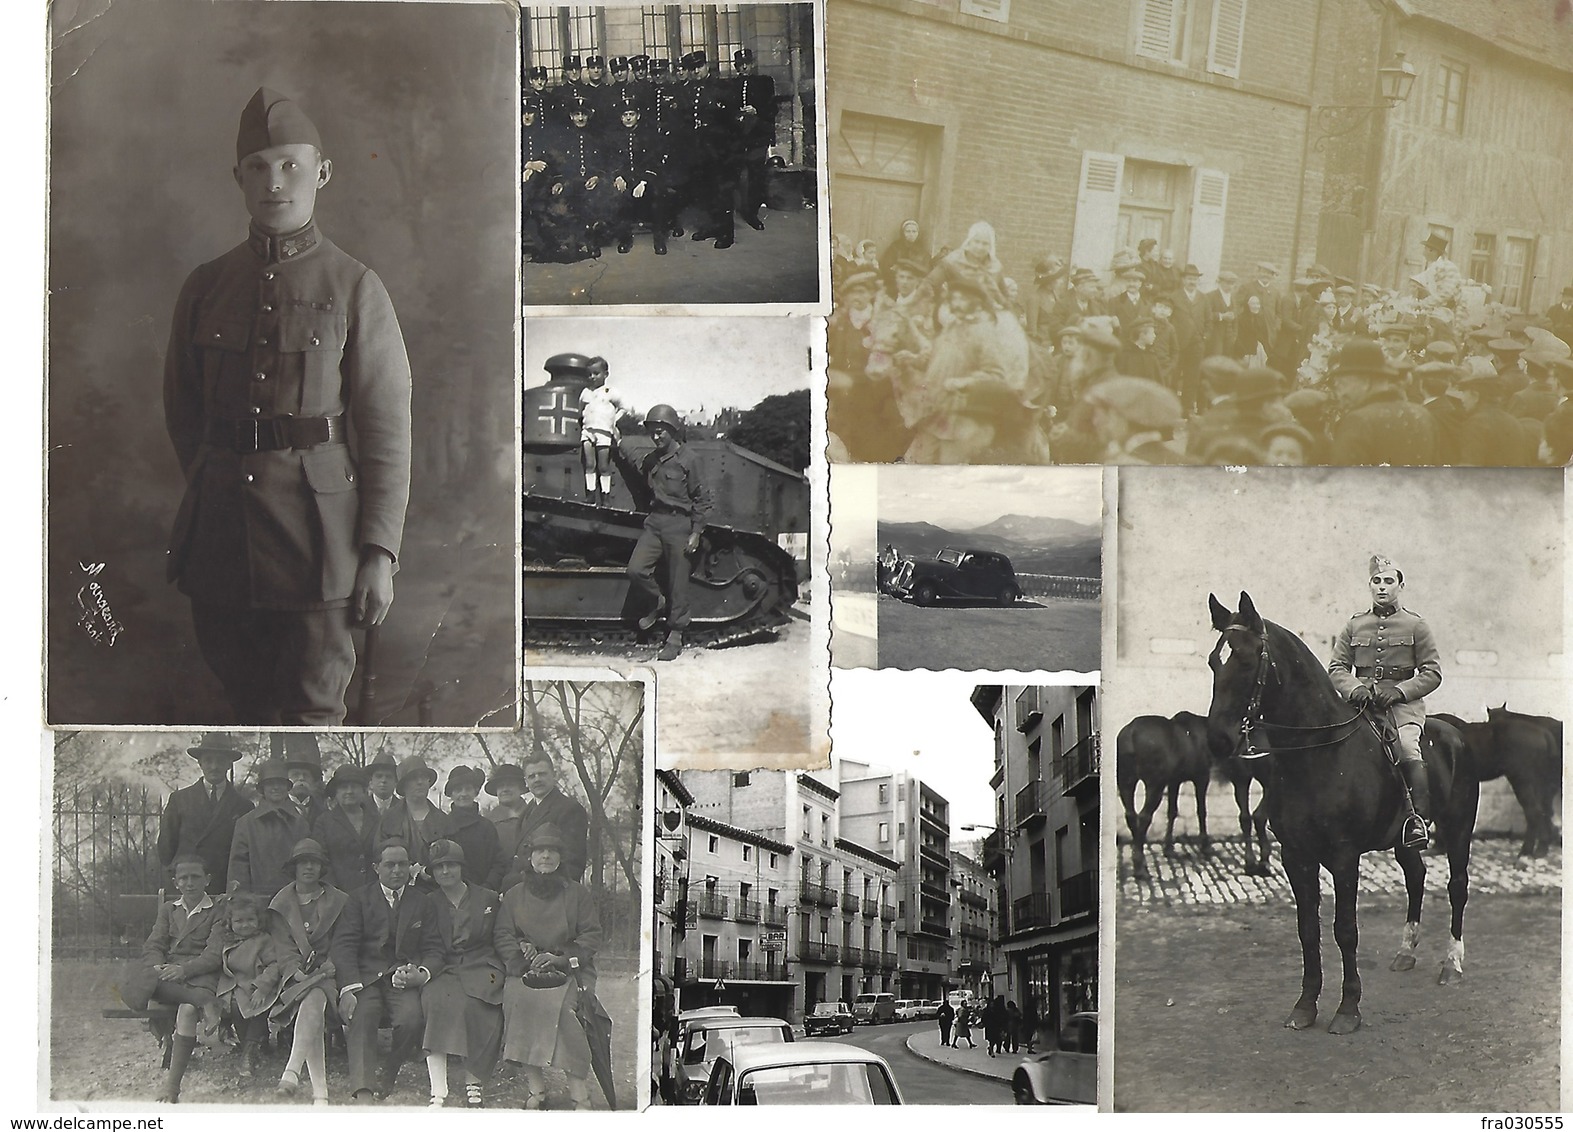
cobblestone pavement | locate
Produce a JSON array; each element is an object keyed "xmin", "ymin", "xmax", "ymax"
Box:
[{"xmin": 1118, "ymin": 835, "xmax": 1561, "ymax": 907}]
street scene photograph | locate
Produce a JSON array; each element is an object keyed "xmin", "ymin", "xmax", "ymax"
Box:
[
  {"xmin": 826, "ymin": 0, "xmax": 1573, "ymax": 465},
  {"xmin": 1106, "ymin": 466, "xmax": 1561, "ymax": 1111},
  {"xmin": 650, "ymin": 669, "xmax": 1098, "ymax": 1105},
  {"xmin": 830, "ymin": 464, "xmax": 1102, "ymax": 671},
  {"xmin": 522, "ymin": 2, "xmax": 825, "ymax": 309},
  {"xmin": 523, "ymin": 316, "xmax": 820, "ymax": 765},
  {"xmin": 46, "ymin": 1, "xmax": 518, "ymax": 727},
  {"xmin": 47, "ymin": 679, "xmax": 644, "ymax": 1109}
]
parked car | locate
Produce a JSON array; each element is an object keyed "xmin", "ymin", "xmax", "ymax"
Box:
[
  {"xmin": 1013, "ymin": 1011, "xmax": 1096, "ymax": 1105},
  {"xmin": 673, "ymin": 1015, "xmax": 794, "ymax": 1105},
  {"xmin": 657, "ymin": 1006, "xmax": 743, "ymax": 1102},
  {"xmin": 804, "ymin": 1000, "xmax": 855, "ymax": 1037},
  {"xmin": 916, "ymin": 1000, "xmax": 941, "ymax": 1020},
  {"xmin": 890, "ymin": 548, "xmax": 1021, "ymax": 607},
  {"xmin": 852, "ymin": 991, "xmax": 896, "ymax": 1024},
  {"xmin": 946, "ymin": 989, "xmax": 976, "ymax": 1012},
  {"xmin": 701, "ymin": 1041, "xmax": 905, "ymax": 1105},
  {"xmin": 893, "ymin": 999, "xmax": 921, "ymax": 1022}
]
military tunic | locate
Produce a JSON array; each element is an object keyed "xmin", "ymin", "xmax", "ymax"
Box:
[
  {"xmin": 623, "ymin": 442, "xmax": 714, "ymax": 631},
  {"xmin": 1327, "ymin": 605, "xmax": 1442, "ymax": 735}
]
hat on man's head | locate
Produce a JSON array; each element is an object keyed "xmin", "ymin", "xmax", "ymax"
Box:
[
  {"xmin": 1327, "ymin": 338, "xmax": 1394, "ymax": 381},
  {"xmin": 1335, "ymin": 284, "xmax": 1358, "ymax": 298},
  {"xmin": 1308, "ymin": 263, "xmax": 1333, "ymax": 281},
  {"xmin": 1069, "ymin": 267, "xmax": 1100, "ymax": 287},
  {"xmin": 1069, "ymin": 319, "xmax": 1121, "ymax": 352},
  {"xmin": 585, "ymin": 55, "xmax": 605, "ymax": 67},
  {"xmin": 1084, "ymin": 377, "xmax": 1182, "ymax": 430},
  {"xmin": 1033, "ymin": 255, "xmax": 1066, "ymax": 280},
  {"xmin": 840, "ymin": 269, "xmax": 881, "ymax": 297},
  {"xmin": 236, "ymin": 88, "xmax": 321, "ymax": 163},
  {"xmin": 526, "ymin": 66, "xmax": 549, "ymax": 81},
  {"xmin": 1255, "ymin": 261, "xmax": 1279, "ymax": 275},
  {"xmin": 284, "ymin": 839, "xmax": 330, "ymax": 871},
  {"xmin": 188, "ymin": 733, "xmax": 246, "ymax": 762},
  {"xmin": 1367, "ymin": 553, "xmax": 1401, "ymax": 579},
  {"xmin": 946, "ymin": 274, "xmax": 996, "ymax": 309},
  {"xmin": 1137, "ymin": 238, "xmax": 1158, "ymax": 254},
  {"xmin": 1181, "ymin": 263, "xmax": 1203, "ymax": 279},
  {"xmin": 253, "ymin": 757, "xmax": 292, "ymax": 790},
  {"xmin": 1488, "ymin": 338, "xmax": 1525, "ymax": 355},
  {"xmin": 734, "ymin": 48, "xmax": 755, "ymax": 63},
  {"xmin": 1199, "ymin": 356, "xmax": 1246, "ymax": 396},
  {"xmin": 609, "ymin": 56, "xmax": 630, "ymax": 73},
  {"xmin": 1376, "ymin": 321, "xmax": 1413, "ymax": 341},
  {"xmin": 1224, "ymin": 367, "xmax": 1287, "ymax": 405},
  {"xmin": 368, "ymin": 749, "xmax": 398, "ymax": 773},
  {"xmin": 563, "ymin": 55, "xmax": 582, "ymax": 69},
  {"xmin": 528, "ymin": 824, "xmax": 567, "ymax": 851},
  {"xmin": 1216, "ymin": 270, "xmax": 1240, "ymax": 286},
  {"xmin": 651, "ymin": 58, "xmax": 672, "ymax": 75},
  {"xmin": 325, "ymin": 765, "xmax": 368, "ymax": 795},
  {"xmin": 282, "ymin": 733, "xmax": 322, "ymax": 773},
  {"xmin": 631, "ymin": 54, "xmax": 650, "ymax": 73}
]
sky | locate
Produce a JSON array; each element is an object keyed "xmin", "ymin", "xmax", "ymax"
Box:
[
  {"xmin": 523, "ymin": 316, "xmax": 812, "ymax": 416},
  {"xmin": 829, "ymin": 668, "xmax": 999, "ymax": 835},
  {"xmin": 877, "ymin": 465, "xmax": 1104, "ymax": 529}
]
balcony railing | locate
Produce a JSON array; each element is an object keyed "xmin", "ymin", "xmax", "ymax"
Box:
[
  {"xmin": 1059, "ymin": 734, "xmax": 1100, "ymax": 794},
  {"xmin": 841, "ymin": 889, "xmax": 859, "ymax": 913},
  {"xmin": 798, "ymin": 940, "xmax": 840, "ymax": 964},
  {"xmin": 1011, "ymin": 891, "xmax": 1052, "ymax": 933},
  {"xmin": 919, "ymin": 841, "xmax": 950, "ymax": 865},
  {"xmin": 1060, "ymin": 870, "xmax": 1096, "ymax": 920},
  {"xmin": 843, "ymin": 945, "xmax": 863, "ymax": 967},
  {"xmin": 960, "ymin": 922, "xmax": 991, "ymax": 941},
  {"xmin": 799, "ymin": 880, "xmax": 824, "ymax": 905},
  {"xmin": 917, "ymin": 917, "xmax": 950, "ymax": 937},
  {"xmin": 1015, "ymin": 687, "xmax": 1043, "ymax": 731},
  {"xmin": 734, "ymin": 897, "xmax": 760, "ymax": 923},
  {"xmin": 653, "ymin": 874, "xmax": 668, "ymax": 904},
  {"xmin": 919, "ymin": 881, "xmax": 951, "ymax": 902},
  {"xmin": 881, "ymin": 950, "xmax": 899, "ymax": 971},
  {"xmin": 1015, "ymin": 779, "xmax": 1045, "ymax": 825},
  {"xmin": 879, "ymin": 903, "xmax": 897, "ymax": 922},
  {"xmin": 697, "ymin": 892, "xmax": 728, "ymax": 919},
  {"xmin": 700, "ymin": 958, "xmax": 793, "ymax": 982},
  {"xmin": 763, "ymin": 903, "xmax": 788, "ymax": 928},
  {"xmin": 816, "ymin": 884, "xmax": 837, "ymax": 908},
  {"xmin": 861, "ymin": 896, "xmax": 878, "ymax": 918}
]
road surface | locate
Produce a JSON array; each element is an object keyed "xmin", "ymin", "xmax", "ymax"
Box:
[
  {"xmin": 876, "ymin": 594, "xmax": 1100, "ymax": 672},
  {"xmin": 816, "ymin": 1019, "xmax": 1012, "ymax": 1105}
]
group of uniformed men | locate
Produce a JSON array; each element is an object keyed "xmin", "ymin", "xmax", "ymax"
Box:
[{"xmin": 522, "ymin": 48, "xmax": 777, "ymax": 261}]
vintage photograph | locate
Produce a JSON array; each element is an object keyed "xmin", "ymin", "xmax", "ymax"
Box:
[
  {"xmin": 47, "ymin": 1, "xmax": 518, "ymax": 727},
  {"xmin": 826, "ymin": 1, "xmax": 1573, "ymax": 465},
  {"xmin": 1106, "ymin": 466, "xmax": 1562, "ymax": 1111},
  {"xmin": 650, "ymin": 671, "xmax": 1097, "ymax": 1104},
  {"xmin": 48, "ymin": 680, "xmax": 645, "ymax": 1108},
  {"xmin": 523, "ymin": 316, "xmax": 821, "ymax": 764},
  {"xmin": 830, "ymin": 464, "xmax": 1101, "ymax": 671},
  {"xmin": 522, "ymin": 1, "xmax": 825, "ymax": 309}
]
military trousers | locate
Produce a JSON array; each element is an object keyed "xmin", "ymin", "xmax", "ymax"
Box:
[
  {"xmin": 190, "ymin": 602, "xmax": 357, "ymax": 726},
  {"xmin": 627, "ymin": 511, "xmax": 693, "ymax": 630}
]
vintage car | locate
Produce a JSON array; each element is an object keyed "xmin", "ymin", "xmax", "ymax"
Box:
[
  {"xmin": 673, "ymin": 1015, "xmax": 795, "ymax": 1104},
  {"xmin": 803, "ymin": 1000, "xmax": 855, "ymax": 1037},
  {"xmin": 889, "ymin": 548, "xmax": 1021, "ymax": 607},
  {"xmin": 701, "ymin": 1041, "xmax": 905, "ymax": 1105},
  {"xmin": 1013, "ymin": 1011, "xmax": 1097, "ymax": 1105}
]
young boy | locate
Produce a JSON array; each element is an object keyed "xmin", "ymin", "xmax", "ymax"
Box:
[
  {"xmin": 578, "ymin": 356, "xmax": 627, "ymax": 500},
  {"xmin": 163, "ymin": 88, "xmax": 412, "ymax": 726}
]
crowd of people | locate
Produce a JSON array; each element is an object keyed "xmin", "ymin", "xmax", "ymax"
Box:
[
  {"xmin": 522, "ymin": 49, "xmax": 777, "ymax": 262},
  {"xmin": 828, "ymin": 220, "xmax": 1573, "ymax": 466},
  {"xmin": 126, "ymin": 734, "xmax": 606, "ymax": 1108},
  {"xmin": 935, "ymin": 995, "xmax": 1039, "ymax": 1057}
]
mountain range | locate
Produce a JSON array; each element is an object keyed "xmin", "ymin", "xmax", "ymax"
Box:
[{"xmin": 876, "ymin": 514, "xmax": 1102, "ymax": 577}]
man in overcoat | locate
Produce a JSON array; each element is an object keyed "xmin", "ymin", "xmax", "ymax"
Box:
[
  {"xmin": 498, "ymin": 753, "xmax": 590, "ymax": 883},
  {"xmin": 157, "ymin": 732, "xmax": 254, "ymax": 894},
  {"xmin": 164, "ymin": 88, "xmax": 411, "ymax": 726},
  {"xmin": 228, "ymin": 756, "xmax": 312, "ymax": 897},
  {"xmin": 1327, "ymin": 339, "xmax": 1441, "ymax": 465}
]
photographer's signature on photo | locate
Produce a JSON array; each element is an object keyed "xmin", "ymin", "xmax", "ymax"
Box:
[{"xmin": 75, "ymin": 560, "xmax": 122, "ymax": 646}]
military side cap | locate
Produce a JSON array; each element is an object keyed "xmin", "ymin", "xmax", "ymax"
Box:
[
  {"xmin": 188, "ymin": 733, "xmax": 246, "ymax": 762},
  {"xmin": 236, "ymin": 87, "xmax": 321, "ymax": 162},
  {"xmin": 1085, "ymin": 377, "xmax": 1182, "ymax": 429},
  {"xmin": 486, "ymin": 763, "xmax": 527, "ymax": 796},
  {"xmin": 1368, "ymin": 553, "xmax": 1400, "ymax": 578}
]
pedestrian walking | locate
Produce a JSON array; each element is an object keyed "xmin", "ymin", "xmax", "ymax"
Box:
[
  {"xmin": 955, "ymin": 1004, "xmax": 975, "ymax": 1049},
  {"xmin": 937, "ymin": 998, "xmax": 954, "ymax": 1047}
]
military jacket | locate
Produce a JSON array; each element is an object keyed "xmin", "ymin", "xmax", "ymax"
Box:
[
  {"xmin": 628, "ymin": 443, "xmax": 714, "ymax": 537},
  {"xmin": 1328, "ymin": 605, "xmax": 1441, "ymax": 721},
  {"xmin": 164, "ymin": 222, "xmax": 412, "ymax": 610}
]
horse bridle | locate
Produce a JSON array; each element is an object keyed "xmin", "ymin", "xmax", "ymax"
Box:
[{"xmin": 1224, "ymin": 626, "xmax": 1368, "ymax": 759}]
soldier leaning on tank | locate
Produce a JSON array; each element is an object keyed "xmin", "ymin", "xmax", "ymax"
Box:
[
  {"xmin": 727, "ymin": 48, "xmax": 776, "ymax": 231},
  {"xmin": 619, "ymin": 405, "xmax": 714, "ymax": 662},
  {"xmin": 164, "ymin": 88, "xmax": 412, "ymax": 725},
  {"xmin": 1327, "ymin": 554, "xmax": 1442, "ymax": 848},
  {"xmin": 604, "ymin": 93, "xmax": 665, "ymax": 255}
]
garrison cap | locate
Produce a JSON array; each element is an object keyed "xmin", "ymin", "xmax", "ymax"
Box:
[
  {"xmin": 236, "ymin": 88, "xmax": 322, "ymax": 163},
  {"xmin": 1368, "ymin": 553, "xmax": 1401, "ymax": 579}
]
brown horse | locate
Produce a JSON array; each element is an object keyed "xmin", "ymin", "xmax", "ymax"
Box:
[
  {"xmin": 1436, "ymin": 710, "xmax": 1560, "ymax": 858},
  {"xmin": 1207, "ymin": 593, "xmax": 1478, "ymax": 1034},
  {"xmin": 1116, "ymin": 712, "xmax": 1214, "ymax": 878}
]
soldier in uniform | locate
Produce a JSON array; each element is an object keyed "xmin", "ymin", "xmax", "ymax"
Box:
[
  {"xmin": 605, "ymin": 92, "xmax": 664, "ymax": 255},
  {"xmin": 581, "ymin": 55, "xmax": 615, "ymax": 124},
  {"xmin": 164, "ymin": 89, "xmax": 411, "ymax": 726},
  {"xmin": 628, "ymin": 54, "xmax": 655, "ymax": 107},
  {"xmin": 548, "ymin": 94, "xmax": 609, "ymax": 260},
  {"xmin": 1328, "ymin": 554, "xmax": 1442, "ymax": 848},
  {"xmin": 622, "ymin": 405, "xmax": 714, "ymax": 661},
  {"xmin": 555, "ymin": 55, "xmax": 585, "ymax": 117},
  {"xmin": 521, "ymin": 90, "xmax": 559, "ymax": 260},
  {"xmin": 729, "ymin": 48, "xmax": 776, "ymax": 231},
  {"xmin": 524, "ymin": 66, "xmax": 553, "ymax": 122}
]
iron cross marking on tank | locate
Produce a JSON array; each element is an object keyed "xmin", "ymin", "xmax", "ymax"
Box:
[{"xmin": 539, "ymin": 387, "xmax": 580, "ymax": 436}]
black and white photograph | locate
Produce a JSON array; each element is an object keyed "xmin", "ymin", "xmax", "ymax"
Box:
[
  {"xmin": 47, "ymin": 1, "xmax": 518, "ymax": 727},
  {"xmin": 521, "ymin": 1, "xmax": 826, "ymax": 310},
  {"xmin": 650, "ymin": 672, "xmax": 1097, "ymax": 1104},
  {"xmin": 48, "ymin": 678, "xmax": 645, "ymax": 1108},
  {"xmin": 1106, "ymin": 466, "xmax": 1562, "ymax": 1112},
  {"xmin": 524, "ymin": 316, "xmax": 822, "ymax": 765},
  {"xmin": 830, "ymin": 464, "xmax": 1101, "ymax": 672},
  {"xmin": 826, "ymin": 0, "xmax": 1573, "ymax": 466}
]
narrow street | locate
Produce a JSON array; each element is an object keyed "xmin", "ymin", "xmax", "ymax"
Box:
[{"xmin": 808, "ymin": 1019, "xmax": 1012, "ymax": 1105}]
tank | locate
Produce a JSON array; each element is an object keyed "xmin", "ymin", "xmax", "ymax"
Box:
[{"xmin": 524, "ymin": 354, "xmax": 806, "ymax": 647}]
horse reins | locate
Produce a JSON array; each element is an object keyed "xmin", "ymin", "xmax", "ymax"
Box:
[{"xmin": 1234, "ymin": 633, "xmax": 1369, "ymax": 759}]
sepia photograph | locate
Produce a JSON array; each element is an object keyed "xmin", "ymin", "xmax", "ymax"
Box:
[
  {"xmin": 523, "ymin": 316, "xmax": 821, "ymax": 765},
  {"xmin": 47, "ymin": 0, "xmax": 519, "ymax": 727},
  {"xmin": 650, "ymin": 670, "xmax": 1097, "ymax": 1104},
  {"xmin": 48, "ymin": 679, "xmax": 645, "ymax": 1109},
  {"xmin": 1106, "ymin": 466, "xmax": 1561, "ymax": 1111},
  {"xmin": 830, "ymin": 464, "xmax": 1101, "ymax": 672},
  {"xmin": 825, "ymin": 0, "xmax": 1573, "ymax": 465},
  {"xmin": 521, "ymin": 1, "xmax": 826, "ymax": 309}
]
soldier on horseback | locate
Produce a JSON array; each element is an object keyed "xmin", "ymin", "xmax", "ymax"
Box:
[{"xmin": 1328, "ymin": 554, "xmax": 1442, "ymax": 848}]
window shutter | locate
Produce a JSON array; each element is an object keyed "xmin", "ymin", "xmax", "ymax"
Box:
[
  {"xmin": 1207, "ymin": 0, "xmax": 1246, "ymax": 78},
  {"xmin": 1186, "ymin": 168, "xmax": 1229, "ymax": 286},
  {"xmin": 1135, "ymin": 0, "xmax": 1180, "ymax": 61},
  {"xmin": 1069, "ymin": 151, "xmax": 1125, "ymax": 278}
]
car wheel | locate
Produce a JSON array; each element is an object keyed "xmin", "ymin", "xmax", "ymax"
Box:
[
  {"xmin": 914, "ymin": 581, "xmax": 938, "ymax": 607},
  {"xmin": 998, "ymin": 586, "xmax": 1019, "ymax": 607},
  {"xmin": 1012, "ymin": 1072, "xmax": 1039, "ymax": 1105}
]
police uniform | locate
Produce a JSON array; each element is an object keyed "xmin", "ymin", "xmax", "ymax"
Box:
[
  {"xmin": 165, "ymin": 89, "xmax": 411, "ymax": 725},
  {"xmin": 728, "ymin": 48, "xmax": 776, "ymax": 229},
  {"xmin": 1327, "ymin": 554, "xmax": 1441, "ymax": 843},
  {"xmin": 605, "ymin": 93, "xmax": 663, "ymax": 254}
]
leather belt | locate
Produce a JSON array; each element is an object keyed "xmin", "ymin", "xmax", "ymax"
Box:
[
  {"xmin": 1355, "ymin": 666, "xmax": 1414, "ymax": 680},
  {"xmin": 650, "ymin": 503, "xmax": 689, "ymax": 516},
  {"xmin": 207, "ymin": 414, "xmax": 345, "ymax": 454}
]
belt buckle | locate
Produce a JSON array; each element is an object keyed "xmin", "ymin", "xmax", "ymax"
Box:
[
  {"xmin": 237, "ymin": 418, "xmax": 261, "ymax": 455},
  {"xmin": 1373, "ymin": 666, "xmax": 1384, "ymax": 680}
]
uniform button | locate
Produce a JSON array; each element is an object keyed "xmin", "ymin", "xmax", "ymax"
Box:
[
  {"xmin": 255, "ymin": 372, "xmax": 267, "ymax": 381},
  {"xmin": 346, "ymin": 471, "xmax": 355, "ymax": 483},
  {"xmin": 244, "ymin": 474, "xmax": 255, "ymax": 484},
  {"xmin": 258, "ymin": 337, "xmax": 269, "ymax": 346},
  {"xmin": 310, "ymin": 336, "xmax": 320, "ymax": 346},
  {"xmin": 212, "ymin": 331, "xmax": 223, "ymax": 340},
  {"xmin": 250, "ymin": 406, "xmax": 262, "ymax": 416},
  {"xmin": 261, "ymin": 304, "xmax": 274, "ymax": 313},
  {"xmin": 262, "ymin": 271, "xmax": 275, "ymax": 281}
]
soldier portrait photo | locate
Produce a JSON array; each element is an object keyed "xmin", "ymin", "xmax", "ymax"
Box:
[
  {"xmin": 48, "ymin": 681, "xmax": 645, "ymax": 1107},
  {"xmin": 523, "ymin": 316, "xmax": 819, "ymax": 765},
  {"xmin": 47, "ymin": 1, "xmax": 518, "ymax": 726},
  {"xmin": 521, "ymin": 2, "xmax": 826, "ymax": 309},
  {"xmin": 1106, "ymin": 466, "xmax": 1561, "ymax": 1112}
]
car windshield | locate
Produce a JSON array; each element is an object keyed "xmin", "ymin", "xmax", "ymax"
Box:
[
  {"xmin": 810, "ymin": 1004, "xmax": 842, "ymax": 1015},
  {"xmin": 684, "ymin": 1026, "xmax": 788, "ymax": 1066},
  {"xmin": 739, "ymin": 1062, "xmax": 898, "ymax": 1105},
  {"xmin": 936, "ymin": 549, "xmax": 964, "ymax": 565}
]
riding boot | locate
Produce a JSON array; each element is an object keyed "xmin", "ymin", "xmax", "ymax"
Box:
[
  {"xmin": 1399, "ymin": 758, "xmax": 1431, "ymax": 848},
  {"xmin": 154, "ymin": 1035, "xmax": 197, "ymax": 1103}
]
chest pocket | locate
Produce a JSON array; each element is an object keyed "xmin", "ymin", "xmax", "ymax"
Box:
[
  {"xmin": 194, "ymin": 313, "xmax": 251, "ymax": 353},
  {"xmin": 277, "ymin": 311, "xmax": 349, "ymax": 416}
]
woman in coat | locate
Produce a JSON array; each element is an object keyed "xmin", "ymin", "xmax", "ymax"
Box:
[
  {"xmin": 377, "ymin": 756, "xmax": 452, "ymax": 889},
  {"xmin": 443, "ymin": 766, "xmax": 504, "ymax": 891},
  {"xmin": 311, "ymin": 766, "xmax": 377, "ymax": 896},
  {"xmin": 421, "ymin": 840, "xmax": 505, "ymax": 1108},
  {"xmin": 918, "ymin": 220, "xmax": 1007, "ymax": 314},
  {"xmin": 494, "ymin": 824, "xmax": 604, "ymax": 1110},
  {"xmin": 268, "ymin": 838, "xmax": 348, "ymax": 1104}
]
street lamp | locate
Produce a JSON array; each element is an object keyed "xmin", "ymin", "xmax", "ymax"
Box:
[{"xmin": 1310, "ymin": 51, "xmax": 1417, "ymax": 152}]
